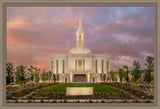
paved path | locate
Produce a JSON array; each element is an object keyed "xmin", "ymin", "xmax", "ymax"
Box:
[
  {"xmin": 19, "ymin": 89, "xmax": 39, "ymax": 100},
  {"xmin": 19, "ymin": 85, "xmax": 54, "ymax": 100}
]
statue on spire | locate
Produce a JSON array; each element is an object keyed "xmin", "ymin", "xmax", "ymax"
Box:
[{"xmin": 79, "ymin": 13, "xmax": 82, "ymax": 26}]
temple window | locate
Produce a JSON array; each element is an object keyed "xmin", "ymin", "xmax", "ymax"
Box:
[
  {"xmin": 83, "ymin": 59, "xmax": 85, "ymax": 70},
  {"xmin": 56, "ymin": 60, "xmax": 58, "ymax": 74},
  {"xmin": 51, "ymin": 61, "xmax": 53, "ymax": 72},
  {"xmin": 79, "ymin": 35, "xmax": 82, "ymax": 46},
  {"xmin": 78, "ymin": 59, "xmax": 82, "ymax": 70},
  {"xmin": 95, "ymin": 60, "xmax": 97, "ymax": 73},
  {"xmin": 107, "ymin": 61, "xmax": 109, "ymax": 73},
  {"xmin": 75, "ymin": 59, "xmax": 77, "ymax": 70},
  {"xmin": 63, "ymin": 60, "xmax": 65, "ymax": 73},
  {"xmin": 102, "ymin": 59, "xmax": 104, "ymax": 73}
]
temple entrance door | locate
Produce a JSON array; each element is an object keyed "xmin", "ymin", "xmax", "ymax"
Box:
[
  {"xmin": 65, "ymin": 78, "xmax": 67, "ymax": 83},
  {"xmin": 73, "ymin": 74, "xmax": 87, "ymax": 82},
  {"xmin": 93, "ymin": 78, "xmax": 95, "ymax": 83}
]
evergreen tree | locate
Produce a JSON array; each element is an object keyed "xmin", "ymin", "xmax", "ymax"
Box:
[
  {"xmin": 27, "ymin": 65, "xmax": 34, "ymax": 83},
  {"xmin": 33, "ymin": 67, "xmax": 40, "ymax": 83},
  {"xmin": 53, "ymin": 73, "xmax": 56, "ymax": 83},
  {"xmin": 6, "ymin": 62, "xmax": 15, "ymax": 85},
  {"xmin": 15, "ymin": 65, "xmax": 26, "ymax": 85}
]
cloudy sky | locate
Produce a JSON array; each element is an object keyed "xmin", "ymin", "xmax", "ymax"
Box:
[{"xmin": 7, "ymin": 7, "xmax": 154, "ymax": 71}]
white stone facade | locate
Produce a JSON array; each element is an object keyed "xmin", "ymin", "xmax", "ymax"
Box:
[{"xmin": 49, "ymin": 14, "xmax": 110, "ymax": 83}]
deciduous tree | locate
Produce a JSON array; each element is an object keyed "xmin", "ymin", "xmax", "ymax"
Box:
[
  {"xmin": 131, "ymin": 60, "xmax": 141, "ymax": 85},
  {"xmin": 123, "ymin": 65, "xmax": 129, "ymax": 83},
  {"xmin": 144, "ymin": 56, "xmax": 154, "ymax": 83}
]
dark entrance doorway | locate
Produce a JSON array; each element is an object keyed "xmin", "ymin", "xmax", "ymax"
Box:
[
  {"xmin": 65, "ymin": 78, "xmax": 67, "ymax": 83},
  {"xmin": 73, "ymin": 74, "xmax": 87, "ymax": 82}
]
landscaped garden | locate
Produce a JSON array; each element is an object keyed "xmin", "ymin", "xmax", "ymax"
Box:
[
  {"xmin": 6, "ymin": 83, "xmax": 154, "ymax": 103},
  {"xmin": 6, "ymin": 56, "xmax": 154, "ymax": 103},
  {"xmin": 23, "ymin": 84, "xmax": 133, "ymax": 100},
  {"xmin": 37, "ymin": 84, "xmax": 121, "ymax": 93},
  {"xmin": 106, "ymin": 83, "xmax": 154, "ymax": 99},
  {"xmin": 26, "ymin": 83, "xmax": 131, "ymax": 100}
]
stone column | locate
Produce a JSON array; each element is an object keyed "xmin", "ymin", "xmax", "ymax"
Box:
[
  {"xmin": 70, "ymin": 71, "xmax": 73, "ymax": 82},
  {"xmin": 87, "ymin": 71, "xmax": 90, "ymax": 82}
]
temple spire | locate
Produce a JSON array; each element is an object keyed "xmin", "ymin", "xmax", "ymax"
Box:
[
  {"xmin": 76, "ymin": 13, "xmax": 84, "ymax": 48},
  {"xmin": 79, "ymin": 13, "xmax": 82, "ymax": 26},
  {"xmin": 77, "ymin": 13, "xmax": 83, "ymax": 32}
]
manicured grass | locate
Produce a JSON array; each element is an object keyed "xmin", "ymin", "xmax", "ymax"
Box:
[{"xmin": 37, "ymin": 84, "xmax": 121, "ymax": 93}]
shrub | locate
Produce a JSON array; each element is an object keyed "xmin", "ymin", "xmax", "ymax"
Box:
[
  {"xmin": 145, "ymin": 100, "xmax": 151, "ymax": 103},
  {"xmin": 27, "ymin": 100, "xmax": 31, "ymax": 103},
  {"xmin": 101, "ymin": 100, "xmax": 105, "ymax": 103},
  {"xmin": 41, "ymin": 99, "xmax": 44, "ymax": 103},
  {"xmin": 14, "ymin": 99, "xmax": 18, "ymax": 103},
  {"xmin": 123, "ymin": 100, "xmax": 127, "ymax": 103},
  {"xmin": 96, "ymin": 100, "xmax": 98, "ymax": 103},
  {"xmin": 64, "ymin": 99, "xmax": 67, "ymax": 103},
  {"xmin": 6, "ymin": 95, "xmax": 12, "ymax": 100},
  {"xmin": 59, "ymin": 100, "xmax": 63, "ymax": 103},
  {"xmin": 89, "ymin": 100, "xmax": 93, "ymax": 103},
  {"xmin": 27, "ymin": 95, "xmax": 33, "ymax": 99},
  {"xmin": 133, "ymin": 99, "xmax": 139, "ymax": 103},
  {"xmin": 52, "ymin": 100, "xmax": 56, "ymax": 103}
]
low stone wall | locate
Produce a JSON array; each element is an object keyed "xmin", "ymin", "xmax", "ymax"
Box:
[{"xmin": 66, "ymin": 87, "xmax": 93, "ymax": 96}]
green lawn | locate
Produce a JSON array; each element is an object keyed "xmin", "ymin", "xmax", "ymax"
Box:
[{"xmin": 37, "ymin": 84, "xmax": 121, "ymax": 93}]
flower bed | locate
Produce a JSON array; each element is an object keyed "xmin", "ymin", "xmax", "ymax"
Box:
[
  {"xmin": 26, "ymin": 91, "xmax": 132, "ymax": 100},
  {"xmin": 6, "ymin": 83, "xmax": 56, "ymax": 100},
  {"xmin": 106, "ymin": 83, "xmax": 153, "ymax": 99}
]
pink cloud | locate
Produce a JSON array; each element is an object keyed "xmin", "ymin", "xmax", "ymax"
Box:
[{"xmin": 7, "ymin": 7, "xmax": 154, "ymax": 72}]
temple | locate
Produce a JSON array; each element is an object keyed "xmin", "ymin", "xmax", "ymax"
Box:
[{"xmin": 49, "ymin": 14, "xmax": 110, "ymax": 83}]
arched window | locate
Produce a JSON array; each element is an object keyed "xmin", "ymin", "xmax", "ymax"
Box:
[
  {"xmin": 83, "ymin": 59, "xmax": 85, "ymax": 70},
  {"xmin": 79, "ymin": 35, "xmax": 82, "ymax": 46},
  {"xmin": 75, "ymin": 59, "xmax": 77, "ymax": 70},
  {"xmin": 51, "ymin": 61, "xmax": 53, "ymax": 72},
  {"xmin": 78, "ymin": 59, "xmax": 82, "ymax": 70},
  {"xmin": 107, "ymin": 61, "xmax": 109, "ymax": 73},
  {"xmin": 102, "ymin": 60, "xmax": 104, "ymax": 73},
  {"xmin": 63, "ymin": 60, "xmax": 65, "ymax": 73},
  {"xmin": 95, "ymin": 60, "xmax": 97, "ymax": 73},
  {"xmin": 56, "ymin": 60, "xmax": 58, "ymax": 74}
]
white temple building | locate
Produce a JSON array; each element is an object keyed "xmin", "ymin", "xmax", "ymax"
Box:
[{"xmin": 49, "ymin": 14, "xmax": 110, "ymax": 83}]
